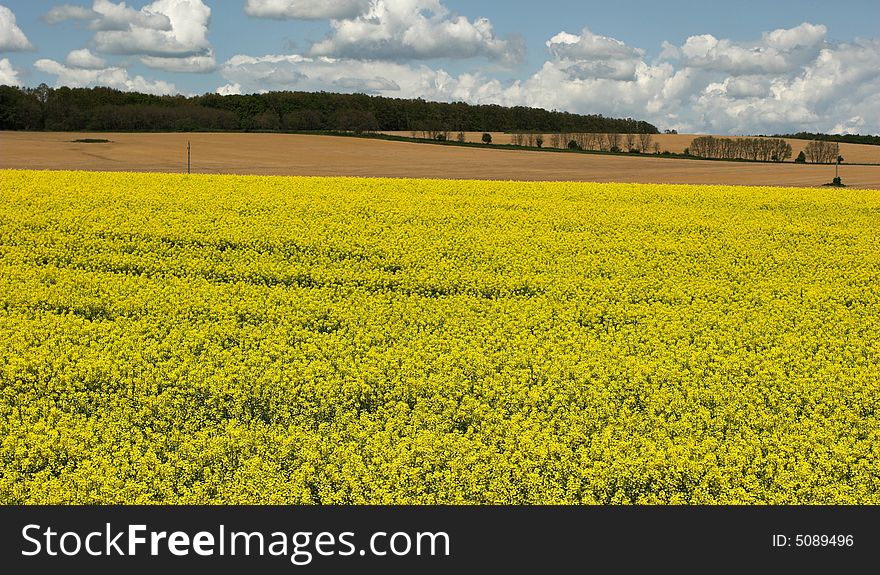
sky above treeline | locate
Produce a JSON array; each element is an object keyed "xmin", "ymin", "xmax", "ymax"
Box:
[{"xmin": 1, "ymin": 0, "xmax": 878, "ymax": 135}]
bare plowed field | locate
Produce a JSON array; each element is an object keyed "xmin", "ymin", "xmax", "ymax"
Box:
[{"xmin": 2, "ymin": 131, "xmax": 878, "ymax": 188}]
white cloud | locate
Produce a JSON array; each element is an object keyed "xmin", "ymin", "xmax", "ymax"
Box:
[
  {"xmin": 308, "ymin": 0, "xmax": 524, "ymax": 64},
  {"xmin": 541, "ymin": 29, "xmax": 647, "ymax": 82},
  {"xmin": 680, "ymin": 23, "xmax": 826, "ymax": 75},
  {"xmin": 217, "ymin": 22, "xmax": 880, "ymax": 136},
  {"xmin": 683, "ymin": 37, "xmax": 880, "ymax": 134},
  {"xmin": 488, "ymin": 21, "xmax": 877, "ymax": 135},
  {"xmin": 217, "ymin": 82, "xmax": 241, "ymax": 95},
  {"xmin": 140, "ymin": 51, "xmax": 217, "ymax": 73},
  {"xmin": 28, "ymin": 8, "xmax": 880, "ymax": 137},
  {"xmin": 831, "ymin": 116, "xmax": 866, "ymax": 135},
  {"xmin": 224, "ymin": 54, "xmax": 396, "ymax": 94},
  {"xmin": 91, "ymin": 0, "xmax": 210, "ymax": 56},
  {"xmin": 45, "ymin": 0, "xmax": 216, "ymax": 73},
  {"xmin": 763, "ymin": 22, "xmax": 827, "ymax": 51},
  {"xmin": 0, "ymin": 5, "xmax": 32, "ymax": 51},
  {"xmin": 66, "ymin": 48, "xmax": 107, "ymax": 68},
  {"xmin": 44, "ymin": 4, "xmax": 98, "ymax": 24},
  {"xmin": 244, "ymin": 0, "xmax": 370, "ymax": 20},
  {"xmin": 35, "ymin": 58, "xmax": 178, "ymax": 95},
  {"xmin": 221, "ymin": 52, "xmax": 510, "ymax": 103},
  {"xmin": 546, "ymin": 28, "xmax": 644, "ymax": 61},
  {"xmin": 722, "ymin": 75, "xmax": 770, "ymax": 98},
  {"xmin": 659, "ymin": 40, "xmax": 680, "ymax": 60},
  {"xmin": 0, "ymin": 56, "xmax": 20, "ymax": 84},
  {"xmin": 45, "ymin": 1, "xmax": 171, "ymax": 30}
]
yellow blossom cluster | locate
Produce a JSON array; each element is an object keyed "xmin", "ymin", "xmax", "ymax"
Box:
[{"xmin": 1, "ymin": 170, "xmax": 878, "ymax": 504}]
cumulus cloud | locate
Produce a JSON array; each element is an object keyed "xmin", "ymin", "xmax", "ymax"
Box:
[
  {"xmin": 35, "ymin": 58, "xmax": 178, "ymax": 95},
  {"xmin": 46, "ymin": 0, "xmax": 171, "ymax": 30},
  {"xmin": 0, "ymin": 5, "xmax": 32, "ymax": 51},
  {"xmin": 546, "ymin": 28, "xmax": 643, "ymax": 61},
  {"xmin": 541, "ymin": 29, "xmax": 649, "ymax": 82},
  {"xmin": 66, "ymin": 48, "xmax": 107, "ymax": 68},
  {"xmin": 224, "ymin": 54, "xmax": 401, "ymax": 95},
  {"xmin": 91, "ymin": 0, "xmax": 210, "ymax": 56},
  {"xmin": 220, "ymin": 52, "xmax": 517, "ymax": 105},
  {"xmin": 140, "ymin": 51, "xmax": 217, "ymax": 73},
  {"xmin": 486, "ymin": 21, "xmax": 877, "ymax": 135},
  {"xmin": 680, "ymin": 23, "xmax": 826, "ymax": 75},
  {"xmin": 308, "ymin": 0, "xmax": 524, "ymax": 64},
  {"xmin": 831, "ymin": 116, "xmax": 866, "ymax": 135},
  {"xmin": 659, "ymin": 40, "xmax": 680, "ymax": 61},
  {"xmin": 44, "ymin": 4, "xmax": 97, "ymax": 24},
  {"xmin": 216, "ymin": 22, "xmax": 880, "ymax": 135},
  {"xmin": 763, "ymin": 22, "xmax": 827, "ymax": 51},
  {"xmin": 244, "ymin": 0, "xmax": 370, "ymax": 20},
  {"xmin": 0, "ymin": 56, "xmax": 20, "ymax": 84},
  {"xmin": 29, "ymin": 7, "xmax": 880, "ymax": 136},
  {"xmin": 217, "ymin": 82, "xmax": 241, "ymax": 95},
  {"xmin": 677, "ymin": 37, "xmax": 880, "ymax": 134},
  {"xmin": 45, "ymin": 0, "xmax": 216, "ymax": 72}
]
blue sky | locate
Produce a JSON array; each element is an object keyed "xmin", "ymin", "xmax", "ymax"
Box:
[{"xmin": 1, "ymin": 1, "xmax": 878, "ymax": 134}]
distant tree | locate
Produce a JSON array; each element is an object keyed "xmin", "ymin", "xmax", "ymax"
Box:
[
  {"xmin": 638, "ymin": 132, "xmax": 653, "ymax": 153},
  {"xmin": 0, "ymin": 85, "xmax": 42, "ymax": 129},
  {"xmin": 837, "ymin": 155, "xmax": 844, "ymax": 164},
  {"xmin": 584, "ymin": 132, "xmax": 599, "ymax": 151},
  {"xmin": 652, "ymin": 142, "xmax": 661, "ymax": 154},
  {"xmin": 664, "ymin": 129, "xmax": 678, "ymax": 134},
  {"xmin": 334, "ymin": 108, "xmax": 378, "ymax": 133},
  {"xmin": 282, "ymin": 109, "xmax": 323, "ymax": 130},
  {"xmin": 567, "ymin": 140, "xmax": 581, "ymax": 150},
  {"xmin": 794, "ymin": 151, "xmax": 807, "ymax": 163},
  {"xmin": 456, "ymin": 131, "xmax": 465, "ymax": 143},
  {"xmin": 804, "ymin": 140, "xmax": 837, "ymax": 163},
  {"xmin": 435, "ymin": 133, "xmax": 447, "ymax": 141},
  {"xmin": 33, "ymin": 83, "xmax": 50, "ymax": 104},
  {"xmin": 625, "ymin": 133, "xmax": 636, "ymax": 152},
  {"xmin": 535, "ymin": 135, "xmax": 544, "ymax": 148},
  {"xmin": 482, "ymin": 132, "xmax": 492, "ymax": 144},
  {"xmin": 251, "ymin": 110, "xmax": 280, "ymax": 131},
  {"xmin": 605, "ymin": 133, "xmax": 621, "ymax": 152},
  {"xmin": 688, "ymin": 135, "xmax": 791, "ymax": 162}
]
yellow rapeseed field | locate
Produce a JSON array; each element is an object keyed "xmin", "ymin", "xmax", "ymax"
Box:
[{"xmin": 1, "ymin": 170, "xmax": 878, "ymax": 504}]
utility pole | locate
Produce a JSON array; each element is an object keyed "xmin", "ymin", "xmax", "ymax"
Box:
[
  {"xmin": 835, "ymin": 142, "xmax": 840, "ymax": 181},
  {"xmin": 187, "ymin": 140, "xmax": 191, "ymax": 174}
]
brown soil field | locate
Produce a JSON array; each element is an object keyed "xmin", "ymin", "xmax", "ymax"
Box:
[
  {"xmin": 2, "ymin": 131, "xmax": 879, "ymax": 189},
  {"xmin": 382, "ymin": 131, "xmax": 880, "ymax": 164}
]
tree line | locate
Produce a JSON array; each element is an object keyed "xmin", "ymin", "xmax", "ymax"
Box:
[
  {"xmin": 0, "ymin": 84, "xmax": 659, "ymax": 135},
  {"xmin": 802, "ymin": 140, "xmax": 840, "ymax": 164},
  {"xmin": 688, "ymin": 136, "xmax": 793, "ymax": 162},
  {"xmin": 773, "ymin": 132, "xmax": 879, "ymax": 146}
]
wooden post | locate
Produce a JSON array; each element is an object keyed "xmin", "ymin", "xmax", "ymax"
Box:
[
  {"xmin": 835, "ymin": 143, "xmax": 840, "ymax": 180},
  {"xmin": 187, "ymin": 140, "xmax": 191, "ymax": 174}
]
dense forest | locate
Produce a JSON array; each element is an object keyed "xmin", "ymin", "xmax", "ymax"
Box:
[
  {"xmin": 771, "ymin": 132, "xmax": 880, "ymax": 146},
  {"xmin": 0, "ymin": 84, "xmax": 658, "ymax": 135}
]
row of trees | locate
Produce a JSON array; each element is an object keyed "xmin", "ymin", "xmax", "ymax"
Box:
[
  {"xmin": 688, "ymin": 136, "xmax": 793, "ymax": 162},
  {"xmin": 802, "ymin": 139, "xmax": 841, "ymax": 164},
  {"xmin": 774, "ymin": 131, "xmax": 879, "ymax": 146},
  {"xmin": 546, "ymin": 131, "xmax": 655, "ymax": 152},
  {"xmin": 508, "ymin": 131, "xmax": 658, "ymax": 152},
  {"xmin": 0, "ymin": 84, "xmax": 659, "ymax": 135}
]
